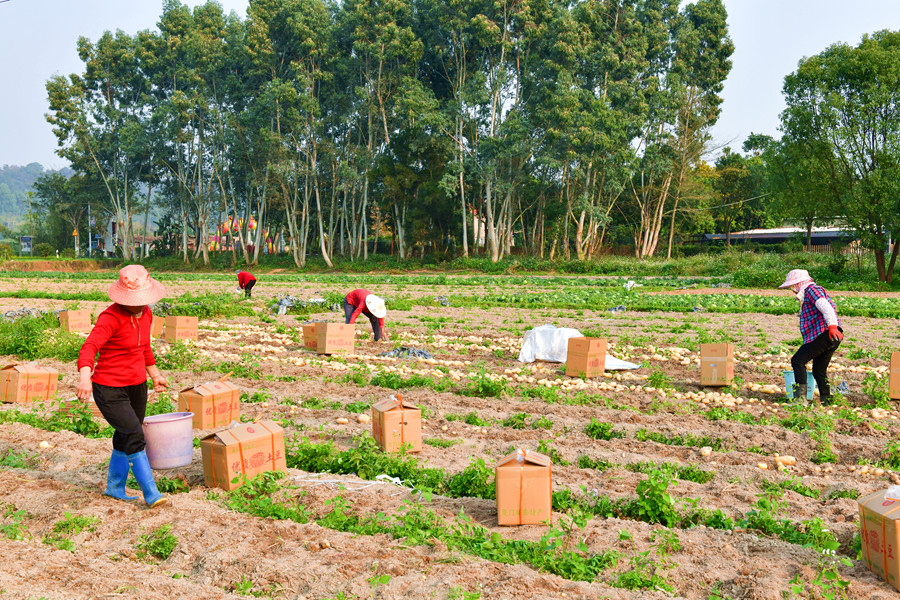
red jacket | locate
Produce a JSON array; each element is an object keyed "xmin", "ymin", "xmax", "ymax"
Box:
[
  {"xmin": 345, "ymin": 288, "xmax": 385, "ymax": 329},
  {"xmin": 237, "ymin": 271, "xmax": 256, "ymax": 289},
  {"xmin": 77, "ymin": 304, "xmax": 156, "ymax": 387}
]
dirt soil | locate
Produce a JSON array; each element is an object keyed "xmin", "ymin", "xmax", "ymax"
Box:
[{"xmin": 1, "ymin": 275, "xmax": 900, "ymax": 599}]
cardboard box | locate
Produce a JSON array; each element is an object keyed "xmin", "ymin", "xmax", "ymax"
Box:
[
  {"xmin": 566, "ymin": 337, "xmax": 607, "ymax": 378},
  {"xmin": 200, "ymin": 420, "xmax": 286, "ymax": 491},
  {"xmin": 151, "ymin": 316, "xmax": 165, "ymax": 338},
  {"xmin": 372, "ymin": 395, "xmax": 422, "ymax": 453},
  {"xmin": 58, "ymin": 310, "xmax": 92, "ymax": 333},
  {"xmin": 165, "ymin": 316, "xmax": 198, "ymax": 342},
  {"xmin": 178, "ymin": 380, "xmax": 241, "ymax": 429},
  {"xmin": 495, "ymin": 449, "xmax": 552, "ymax": 526},
  {"xmin": 700, "ymin": 343, "xmax": 734, "ymax": 386},
  {"xmin": 317, "ymin": 323, "xmax": 354, "ymax": 355},
  {"xmin": 0, "ymin": 363, "xmax": 59, "ymax": 404},
  {"xmin": 890, "ymin": 352, "xmax": 900, "ymax": 400},
  {"xmin": 302, "ymin": 323, "xmax": 319, "ymax": 351},
  {"xmin": 859, "ymin": 489, "xmax": 900, "ymax": 591}
]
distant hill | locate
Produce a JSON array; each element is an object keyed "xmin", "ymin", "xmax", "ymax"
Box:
[{"xmin": 0, "ymin": 163, "xmax": 74, "ymax": 228}]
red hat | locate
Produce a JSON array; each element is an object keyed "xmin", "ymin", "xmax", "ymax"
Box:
[{"xmin": 108, "ymin": 265, "xmax": 166, "ymax": 306}]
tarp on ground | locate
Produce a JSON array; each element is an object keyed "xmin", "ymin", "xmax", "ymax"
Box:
[{"xmin": 516, "ymin": 324, "xmax": 639, "ymax": 370}]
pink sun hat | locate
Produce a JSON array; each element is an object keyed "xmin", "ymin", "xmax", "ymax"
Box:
[
  {"xmin": 108, "ymin": 265, "xmax": 166, "ymax": 306},
  {"xmin": 777, "ymin": 269, "xmax": 813, "ymax": 289}
]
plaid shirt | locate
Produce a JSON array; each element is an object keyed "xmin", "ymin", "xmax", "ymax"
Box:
[{"xmin": 799, "ymin": 284, "xmax": 840, "ymax": 344}]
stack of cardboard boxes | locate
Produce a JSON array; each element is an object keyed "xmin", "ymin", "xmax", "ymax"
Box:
[{"xmin": 859, "ymin": 489, "xmax": 900, "ymax": 591}]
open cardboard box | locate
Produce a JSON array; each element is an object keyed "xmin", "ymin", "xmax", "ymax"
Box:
[
  {"xmin": 495, "ymin": 448, "xmax": 552, "ymax": 526},
  {"xmin": 200, "ymin": 420, "xmax": 286, "ymax": 491},
  {"xmin": 179, "ymin": 379, "xmax": 240, "ymax": 429},
  {"xmin": 1, "ymin": 363, "xmax": 59, "ymax": 404},
  {"xmin": 372, "ymin": 395, "xmax": 422, "ymax": 453}
]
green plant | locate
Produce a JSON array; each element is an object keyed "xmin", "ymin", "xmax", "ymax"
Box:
[
  {"xmin": 577, "ymin": 455, "xmax": 617, "ymax": 471},
  {"xmin": 610, "ymin": 529, "xmax": 677, "ymax": 592},
  {"xmin": 136, "ymin": 523, "xmax": 178, "ymax": 561},
  {"xmin": 462, "ymin": 411, "xmax": 490, "ymax": 427},
  {"xmin": 445, "ymin": 458, "xmax": 495, "ymax": 500},
  {"xmin": 423, "ymin": 438, "xmax": 461, "ymax": 448},
  {"xmin": 789, "ymin": 542, "xmax": 852, "ymax": 600},
  {"xmin": 42, "ymin": 512, "xmax": 100, "ymax": 552},
  {"xmin": 0, "ymin": 504, "xmax": 31, "ymax": 541},
  {"xmin": 501, "ymin": 412, "xmax": 529, "ymax": 429},
  {"xmin": 536, "ymin": 440, "xmax": 569, "ymax": 465},
  {"xmin": 462, "ymin": 368, "xmax": 508, "ymax": 398},
  {"xmin": 531, "ymin": 415, "xmax": 554, "ymax": 429},
  {"xmin": 156, "ymin": 342, "xmax": 196, "ymax": 371},
  {"xmin": 628, "ymin": 470, "xmax": 679, "ymax": 526},
  {"xmin": 584, "ymin": 418, "xmax": 625, "ymax": 441},
  {"xmin": 0, "ymin": 449, "xmax": 36, "ymax": 469},
  {"xmin": 646, "ymin": 368, "xmax": 672, "ymax": 389}
]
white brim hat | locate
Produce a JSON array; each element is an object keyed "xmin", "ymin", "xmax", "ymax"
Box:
[
  {"xmin": 365, "ymin": 294, "xmax": 387, "ymax": 319},
  {"xmin": 777, "ymin": 269, "xmax": 812, "ymax": 289},
  {"xmin": 108, "ymin": 265, "xmax": 166, "ymax": 306}
]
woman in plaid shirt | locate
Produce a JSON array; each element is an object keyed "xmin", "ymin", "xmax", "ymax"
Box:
[{"xmin": 778, "ymin": 269, "xmax": 844, "ymax": 405}]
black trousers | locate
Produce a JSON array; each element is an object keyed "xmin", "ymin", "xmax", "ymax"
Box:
[
  {"xmin": 244, "ymin": 279, "xmax": 256, "ymax": 298},
  {"xmin": 344, "ymin": 298, "xmax": 382, "ymax": 341},
  {"xmin": 92, "ymin": 382, "xmax": 148, "ymax": 454},
  {"xmin": 791, "ymin": 328, "xmax": 842, "ymax": 399}
]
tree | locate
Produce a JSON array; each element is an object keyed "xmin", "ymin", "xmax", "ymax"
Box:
[{"xmin": 781, "ymin": 30, "xmax": 900, "ymax": 282}]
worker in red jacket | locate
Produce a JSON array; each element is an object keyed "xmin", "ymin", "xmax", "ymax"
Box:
[
  {"xmin": 236, "ymin": 270, "xmax": 256, "ymax": 298},
  {"xmin": 76, "ymin": 265, "xmax": 169, "ymax": 508},
  {"xmin": 344, "ymin": 288, "xmax": 388, "ymax": 341}
]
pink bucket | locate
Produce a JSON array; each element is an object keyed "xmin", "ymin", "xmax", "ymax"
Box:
[{"xmin": 142, "ymin": 412, "xmax": 195, "ymax": 469}]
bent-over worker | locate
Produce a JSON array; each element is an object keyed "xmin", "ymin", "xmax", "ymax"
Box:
[{"xmin": 344, "ymin": 289, "xmax": 388, "ymax": 341}]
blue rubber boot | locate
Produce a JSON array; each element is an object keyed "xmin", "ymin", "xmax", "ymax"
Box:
[
  {"xmin": 127, "ymin": 450, "xmax": 168, "ymax": 508},
  {"xmin": 104, "ymin": 450, "xmax": 138, "ymax": 501}
]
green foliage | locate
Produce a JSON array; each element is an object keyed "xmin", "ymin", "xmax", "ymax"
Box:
[
  {"xmin": 646, "ymin": 369, "xmax": 672, "ymax": 389},
  {"xmin": 156, "ymin": 342, "xmax": 196, "ymax": 371},
  {"xmin": 461, "ymin": 368, "xmax": 508, "ymax": 398},
  {"xmin": 136, "ymin": 523, "xmax": 178, "ymax": 561},
  {"xmin": 627, "ymin": 470, "xmax": 679, "ymax": 527},
  {"xmin": 501, "ymin": 412, "xmax": 529, "ymax": 429},
  {"xmin": 0, "ymin": 313, "xmax": 82, "ymax": 361},
  {"xmin": 577, "ymin": 455, "xmax": 617, "ymax": 471},
  {"xmin": 0, "ymin": 504, "xmax": 31, "ymax": 541},
  {"xmin": 635, "ymin": 428, "xmax": 726, "ymax": 451},
  {"xmin": 145, "ymin": 393, "xmax": 176, "ymax": 417},
  {"xmin": 423, "ymin": 437, "xmax": 460, "ymax": 448},
  {"xmin": 610, "ymin": 529, "xmax": 677, "ymax": 592},
  {"xmin": 625, "ymin": 461, "xmax": 716, "ymax": 484},
  {"xmin": 584, "ymin": 418, "xmax": 625, "ymax": 441},
  {"xmin": 42, "ymin": 512, "xmax": 100, "ymax": 552},
  {"xmin": 0, "ymin": 404, "xmax": 113, "ymax": 439},
  {"xmin": 34, "ymin": 242, "xmax": 54, "ymax": 257},
  {"xmin": 0, "ymin": 448, "xmax": 37, "ymax": 469},
  {"xmin": 444, "ymin": 458, "xmax": 496, "ymax": 500}
]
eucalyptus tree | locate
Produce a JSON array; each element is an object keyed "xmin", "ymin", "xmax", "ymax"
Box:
[
  {"xmin": 45, "ymin": 30, "xmax": 152, "ymax": 261},
  {"xmin": 781, "ymin": 30, "xmax": 900, "ymax": 282}
]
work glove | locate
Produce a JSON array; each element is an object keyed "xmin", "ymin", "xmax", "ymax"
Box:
[{"xmin": 827, "ymin": 325, "xmax": 843, "ymax": 342}]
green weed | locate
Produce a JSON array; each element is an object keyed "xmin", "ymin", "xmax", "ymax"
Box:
[{"xmin": 136, "ymin": 523, "xmax": 178, "ymax": 561}]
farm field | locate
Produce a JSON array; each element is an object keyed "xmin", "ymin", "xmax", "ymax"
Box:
[{"xmin": 1, "ymin": 272, "xmax": 900, "ymax": 600}]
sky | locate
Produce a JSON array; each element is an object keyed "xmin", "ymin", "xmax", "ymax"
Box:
[{"xmin": 1, "ymin": 0, "xmax": 900, "ymax": 169}]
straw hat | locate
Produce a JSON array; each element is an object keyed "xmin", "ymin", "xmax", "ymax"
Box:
[
  {"xmin": 777, "ymin": 269, "xmax": 813, "ymax": 289},
  {"xmin": 108, "ymin": 265, "xmax": 166, "ymax": 306},
  {"xmin": 365, "ymin": 294, "xmax": 387, "ymax": 318}
]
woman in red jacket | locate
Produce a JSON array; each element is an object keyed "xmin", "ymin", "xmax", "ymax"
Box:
[
  {"xmin": 76, "ymin": 265, "xmax": 169, "ymax": 508},
  {"xmin": 344, "ymin": 289, "xmax": 388, "ymax": 341},
  {"xmin": 236, "ymin": 270, "xmax": 256, "ymax": 298}
]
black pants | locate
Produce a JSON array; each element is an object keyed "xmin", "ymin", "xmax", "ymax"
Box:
[
  {"xmin": 791, "ymin": 329, "xmax": 842, "ymax": 399},
  {"xmin": 244, "ymin": 279, "xmax": 256, "ymax": 298},
  {"xmin": 344, "ymin": 298, "xmax": 382, "ymax": 341},
  {"xmin": 92, "ymin": 382, "xmax": 148, "ymax": 454}
]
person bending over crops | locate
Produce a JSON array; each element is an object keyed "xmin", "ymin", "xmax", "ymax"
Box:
[
  {"xmin": 344, "ymin": 288, "xmax": 388, "ymax": 341},
  {"xmin": 778, "ymin": 269, "xmax": 843, "ymax": 406},
  {"xmin": 236, "ymin": 270, "xmax": 256, "ymax": 298},
  {"xmin": 76, "ymin": 265, "xmax": 169, "ymax": 508}
]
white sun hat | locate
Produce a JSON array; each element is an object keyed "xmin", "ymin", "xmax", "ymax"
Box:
[
  {"xmin": 365, "ymin": 294, "xmax": 387, "ymax": 318},
  {"xmin": 777, "ymin": 269, "xmax": 813, "ymax": 289}
]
